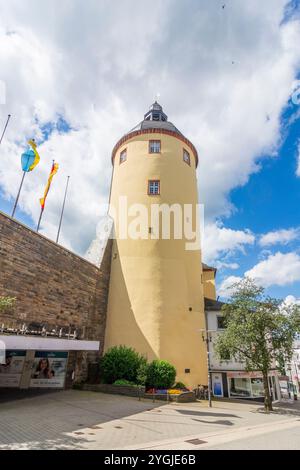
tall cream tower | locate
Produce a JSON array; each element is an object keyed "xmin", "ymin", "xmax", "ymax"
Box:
[{"xmin": 104, "ymin": 102, "xmax": 208, "ymax": 388}]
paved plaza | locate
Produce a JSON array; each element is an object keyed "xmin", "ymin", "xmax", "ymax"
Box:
[{"xmin": 0, "ymin": 390, "xmax": 299, "ymax": 450}]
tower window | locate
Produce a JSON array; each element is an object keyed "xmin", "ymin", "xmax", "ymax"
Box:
[
  {"xmin": 149, "ymin": 140, "xmax": 161, "ymax": 154},
  {"xmin": 183, "ymin": 149, "xmax": 190, "ymax": 166},
  {"xmin": 148, "ymin": 180, "xmax": 160, "ymax": 195},
  {"xmin": 119, "ymin": 149, "xmax": 127, "ymax": 164}
]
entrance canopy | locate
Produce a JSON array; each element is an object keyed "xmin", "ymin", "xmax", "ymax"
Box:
[{"xmin": 0, "ymin": 335, "xmax": 99, "ymax": 351}]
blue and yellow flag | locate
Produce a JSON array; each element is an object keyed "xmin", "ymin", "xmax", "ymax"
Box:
[{"xmin": 21, "ymin": 140, "xmax": 40, "ymax": 172}]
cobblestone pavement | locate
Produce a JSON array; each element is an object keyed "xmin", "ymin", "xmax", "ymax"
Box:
[{"xmin": 0, "ymin": 390, "xmax": 300, "ymax": 450}]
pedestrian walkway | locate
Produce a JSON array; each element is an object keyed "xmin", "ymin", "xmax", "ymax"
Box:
[{"xmin": 0, "ymin": 389, "xmax": 299, "ymax": 449}]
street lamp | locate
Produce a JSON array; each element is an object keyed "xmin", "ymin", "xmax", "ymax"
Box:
[{"xmin": 198, "ymin": 328, "xmax": 216, "ymax": 408}]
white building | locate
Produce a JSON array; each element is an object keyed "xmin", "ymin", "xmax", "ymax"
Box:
[
  {"xmin": 205, "ymin": 298, "xmax": 281, "ymax": 401},
  {"xmin": 283, "ymin": 338, "xmax": 300, "ymax": 399}
]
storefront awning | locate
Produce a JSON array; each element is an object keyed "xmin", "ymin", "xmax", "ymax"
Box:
[{"xmin": 0, "ymin": 335, "xmax": 100, "ymax": 351}]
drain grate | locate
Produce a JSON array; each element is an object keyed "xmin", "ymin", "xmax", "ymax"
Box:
[{"xmin": 185, "ymin": 438, "xmax": 207, "ymax": 445}]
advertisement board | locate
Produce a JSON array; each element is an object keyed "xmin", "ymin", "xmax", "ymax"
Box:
[
  {"xmin": 30, "ymin": 351, "xmax": 68, "ymax": 388},
  {"xmin": 0, "ymin": 350, "xmax": 26, "ymax": 387}
]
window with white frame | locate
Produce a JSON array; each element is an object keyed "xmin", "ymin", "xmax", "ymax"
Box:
[
  {"xmin": 148, "ymin": 180, "xmax": 160, "ymax": 195},
  {"xmin": 183, "ymin": 149, "xmax": 190, "ymax": 165},
  {"xmin": 149, "ymin": 140, "xmax": 161, "ymax": 153},
  {"xmin": 119, "ymin": 149, "xmax": 127, "ymax": 164}
]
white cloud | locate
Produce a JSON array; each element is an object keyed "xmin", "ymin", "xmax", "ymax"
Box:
[
  {"xmin": 259, "ymin": 228, "xmax": 300, "ymax": 246},
  {"xmin": 215, "ymin": 261, "xmax": 240, "ymax": 270},
  {"xmin": 202, "ymin": 222, "xmax": 255, "ymax": 265},
  {"xmin": 218, "ymin": 251, "xmax": 300, "ymax": 297},
  {"xmin": 245, "ymin": 251, "xmax": 300, "ymax": 287},
  {"xmin": 0, "ymin": 1, "xmax": 299, "ymax": 255},
  {"xmin": 284, "ymin": 295, "xmax": 300, "ymax": 305},
  {"xmin": 218, "ymin": 275, "xmax": 242, "ymax": 297}
]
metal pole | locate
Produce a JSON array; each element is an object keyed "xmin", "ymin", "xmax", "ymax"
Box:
[
  {"xmin": 36, "ymin": 207, "xmax": 44, "ymax": 232},
  {"xmin": 56, "ymin": 176, "xmax": 70, "ymax": 243},
  {"xmin": 206, "ymin": 333, "xmax": 212, "ymax": 408},
  {"xmin": 0, "ymin": 114, "xmax": 11, "ymax": 145},
  {"xmin": 11, "ymin": 171, "xmax": 26, "ymax": 218},
  {"xmin": 203, "ymin": 310, "xmax": 212, "ymax": 407}
]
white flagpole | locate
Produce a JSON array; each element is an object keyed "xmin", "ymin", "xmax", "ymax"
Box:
[
  {"xmin": 0, "ymin": 114, "xmax": 11, "ymax": 145},
  {"xmin": 56, "ymin": 176, "xmax": 70, "ymax": 243}
]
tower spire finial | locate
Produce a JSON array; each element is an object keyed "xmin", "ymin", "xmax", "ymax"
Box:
[{"xmin": 144, "ymin": 99, "xmax": 167, "ymax": 122}]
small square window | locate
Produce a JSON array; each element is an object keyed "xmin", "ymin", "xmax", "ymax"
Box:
[
  {"xmin": 119, "ymin": 149, "xmax": 127, "ymax": 164},
  {"xmin": 217, "ymin": 316, "xmax": 226, "ymax": 330},
  {"xmin": 149, "ymin": 140, "xmax": 161, "ymax": 154},
  {"xmin": 148, "ymin": 180, "xmax": 160, "ymax": 195},
  {"xmin": 183, "ymin": 149, "xmax": 190, "ymax": 165}
]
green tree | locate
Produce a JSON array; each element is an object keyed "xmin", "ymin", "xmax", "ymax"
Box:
[
  {"xmin": 0, "ymin": 296, "xmax": 15, "ymax": 311},
  {"xmin": 215, "ymin": 278, "xmax": 300, "ymax": 412}
]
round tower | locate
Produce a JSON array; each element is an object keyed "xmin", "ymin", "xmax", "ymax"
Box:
[{"xmin": 104, "ymin": 102, "xmax": 208, "ymax": 388}]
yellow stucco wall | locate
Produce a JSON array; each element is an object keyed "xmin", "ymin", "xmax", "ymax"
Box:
[
  {"xmin": 105, "ymin": 132, "xmax": 208, "ymax": 388},
  {"xmin": 203, "ymin": 270, "xmax": 217, "ymax": 300}
]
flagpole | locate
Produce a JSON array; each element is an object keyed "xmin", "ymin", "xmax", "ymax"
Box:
[
  {"xmin": 11, "ymin": 171, "xmax": 26, "ymax": 218},
  {"xmin": 56, "ymin": 175, "xmax": 70, "ymax": 243},
  {"xmin": 36, "ymin": 207, "xmax": 44, "ymax": 232},
  {"xmin": 0, "ymin": 114, "xmax": 11, "ymax": 145}
]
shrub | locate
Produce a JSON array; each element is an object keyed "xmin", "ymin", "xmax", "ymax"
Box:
[
  {"xmin": 146, "ymin": 360, "xmax": 176, "ymax": 389},
  {"xmin": 173, "ymin": 382, "xmax": 187, "ymax": 390},
  {"xmin": 100, "ymin": 345, "xmax": 145, "ymax": 384},
  {"xmin": 136, "ymin": 360, "xmax": 149, "ymax": 386},
  {"xmin": 113, "ymin": 379, "xmax": 137, "ymax": 386}
]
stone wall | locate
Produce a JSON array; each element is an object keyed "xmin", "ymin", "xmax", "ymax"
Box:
[{"xmin": 0, "ymin": 211, "xmax": 112, "ymax": 383}]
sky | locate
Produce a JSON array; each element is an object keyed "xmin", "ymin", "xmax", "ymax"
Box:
[{"xmin": 0, "ymin": 0, "xmax": 300, "ymax": 302}]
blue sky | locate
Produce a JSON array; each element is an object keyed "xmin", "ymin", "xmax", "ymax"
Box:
[
  {"xmin": 216, "ymin": 100, "xmax": 300, "ymax": 299},
  {"xmin": 0, "ymin": 0, "xmax": 300, "ymax": 303}
]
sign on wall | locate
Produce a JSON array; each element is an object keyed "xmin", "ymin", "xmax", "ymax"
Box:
[
  {"xmin": 212, "ymin": 374, "xmax": 223, "ymax": 397},
  {"xmin": 30, "ymin": 351, "xmax": 68, "ymax": 389},
  {"xmin": 0, "ymin": 350, "xmax": 26, "ymax": 387}
]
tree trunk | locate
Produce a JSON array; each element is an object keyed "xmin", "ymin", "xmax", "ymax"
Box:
[{"xmin": 263, "ymin": 371, "xmax": 273, "ymax": 412}]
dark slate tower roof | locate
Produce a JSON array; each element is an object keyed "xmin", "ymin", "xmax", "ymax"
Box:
[
  {"xmin": 128, "ymin": 101, "xmax": 183, "ymax": 135},
  {"xmin": 111, "ymin": 102, "xmax": 198, "ymax": 167}
]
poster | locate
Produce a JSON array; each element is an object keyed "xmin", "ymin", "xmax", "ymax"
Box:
[
  {"xmin": 30, "ymin": 351, "xmax": 68, "ymax": 388},
  {"xmin": 212, "ymin": 374, "xmax": 223, "ymax": 397},
  {"xmin": 0, "ymin": 350, "xmax": 26, "ymax": 388}
]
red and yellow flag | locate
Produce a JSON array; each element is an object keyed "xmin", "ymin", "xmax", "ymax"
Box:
[{"xmin": 39, "ymin": 161, "xmax": 59, "ymax": 210}]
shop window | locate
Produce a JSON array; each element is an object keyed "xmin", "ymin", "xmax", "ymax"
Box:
[
  {"xmin": 251, "ymin": 378, "xmax": 264, "ymax": 397},
  {"xmin": 229, "ymin": 377, "xmax": 251, "ymax": 397}
]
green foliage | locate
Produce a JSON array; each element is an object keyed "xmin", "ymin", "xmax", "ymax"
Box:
[
  {"xmin": 136, "ymin": 360, "xmax": 149, "ymax": 386},
  {"xmin": 215, "ymin": 278, "xmax": 300, "ymax": 411},
  {"xmin": 173, "ymin": 382, "xmax": 187, "ymax": 389},
  {"xmin": 113, "ymin": 379, "xmax": 137, "ymax": 386},
  {"xmin": 0, "ymin": 296, "xmax": 16, "ymax": 311},
  {"xmin": 146, "ymin": 360, "xmax": 176, "ymax": 389},
  {"xmin": 100, "ymin": 345, "xmax": 146, "ymax": 384}
]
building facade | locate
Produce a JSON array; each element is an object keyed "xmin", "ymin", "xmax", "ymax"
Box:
[
  {"xmin": 205, "ymin": 298, "xmax": 281, "ymax": 401},
  {"xmin": 104, "ymin": 102, "xmax": 209, "ymax": 388},
  {"xmin": 0, "ymin": 211, "xmax": 112, "ymax": 389}
]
